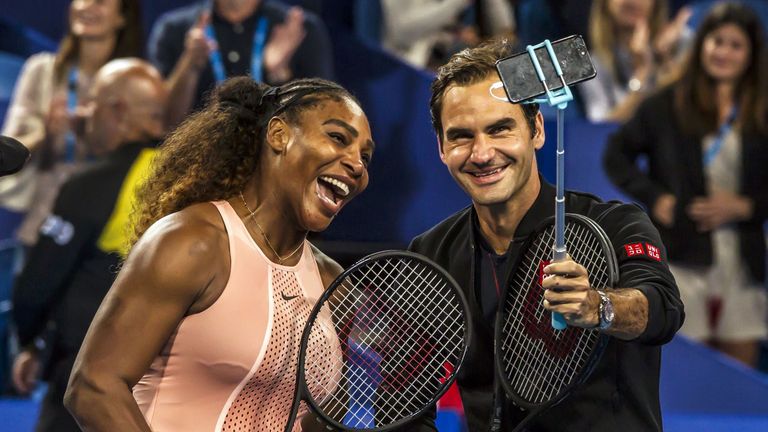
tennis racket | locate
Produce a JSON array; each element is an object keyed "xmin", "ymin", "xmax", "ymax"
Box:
[
  {"xmin": 284, "ymin": 250, "xmax": 472, "ymax": 431},
  {"xmin": 494, "ymin": 213, "xmax": 618, "ymax": 431}
]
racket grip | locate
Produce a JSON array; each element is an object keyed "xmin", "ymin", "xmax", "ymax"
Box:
[{"xmin": 552, "ymin": 312, "xmax": 567, "ymax": 330}]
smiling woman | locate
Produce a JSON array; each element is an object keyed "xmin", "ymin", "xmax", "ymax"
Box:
[
  {"xmin": 63, "ymin": 77, "xmax": 376, "ymax": 431},
  {"xmin": 604, "ymin": 1, "xmax": 768, "ymax": 369}
]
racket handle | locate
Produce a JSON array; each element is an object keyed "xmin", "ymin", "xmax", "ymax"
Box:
[{"xmin": 552, "ymin": 312, "xmax": 567, "ymax": 330}]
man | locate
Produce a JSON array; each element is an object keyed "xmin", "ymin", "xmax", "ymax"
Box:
[
  {"xmin": 149, "ymin": 0, "xmax": 333, "ymax": 125},
  {"xmin": 11, "ymin": 58, "xmax": 167, "ymax": 432},
  {"xmin": 408, "ymin": 40, "xmax": 684, "ymax": 431}
]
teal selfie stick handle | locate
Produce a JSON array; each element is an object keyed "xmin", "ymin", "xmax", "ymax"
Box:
[{"xmin": 523, "ymin": 40, "xmax": 572, "ymax": 331}]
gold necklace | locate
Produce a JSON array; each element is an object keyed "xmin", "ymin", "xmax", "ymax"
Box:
[{"xmin": 239, "ymin": 191, "xmax": 304, "ymax": 264}]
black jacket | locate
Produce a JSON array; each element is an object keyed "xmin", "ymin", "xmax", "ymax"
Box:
[
  {"xmin": 13, "ymin": 142, "xmax": 157, "ymax": 375},
  {"xmin": 604, "ymin": 86, "xmax": 768, "ymax": 283},
  {"xmin": 408, "ymin": 181, "xmax": 683, "ymax": 431}
]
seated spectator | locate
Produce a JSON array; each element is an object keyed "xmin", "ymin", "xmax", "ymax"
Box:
[
  {"xmin": 11, "ymin": 58, "xmax": 166, "ymax": 431},
  {"xmin": 381, "ymin": 0, "xmax": 515, "ymax": 70},
  {"xmin": 149, "ymin": 0, "xmax": 334, "ymax": 126},
  {"xmin": 580, "ymin": 0, "xmax": 692, "ymax": 122},
  {"xmin": 0, "ymin": 0, "xmax": 143, "ymax": 247},
  {"xmin": 604, "ymin": 2, "xmax": 768, "ymax": 368}
]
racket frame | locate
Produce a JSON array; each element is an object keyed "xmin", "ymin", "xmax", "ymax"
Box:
[
  {"xmin": 493, "ymin": 213, "xmax": 618, "ymax": 413},
  {"xmin": 285, "ymin": 250, "xmax": 472, "ymax": 432}
]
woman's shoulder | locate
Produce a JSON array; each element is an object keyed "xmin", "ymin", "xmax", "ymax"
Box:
[
  {"xmin": 133, "ymin": 202, "xmax": 229, "ymax": 264},
  {"xmin": 21, "ymin": 52, "xmax": 57, "ymax": 72}
]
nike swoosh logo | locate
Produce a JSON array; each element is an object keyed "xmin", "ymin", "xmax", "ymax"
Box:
[{"xmin": 281, "ymin": 292, "xmax": 300, "ymax": 301}]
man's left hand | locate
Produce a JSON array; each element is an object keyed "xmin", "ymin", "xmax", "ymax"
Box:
[{"xmin": 542, "ymin": 255, "xmax": 600, "ymax": 328}]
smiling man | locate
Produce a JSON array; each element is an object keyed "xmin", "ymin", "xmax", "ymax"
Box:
[{"xmin": 408, "ymin": 40, "xmax": 684, "ymax": 431}]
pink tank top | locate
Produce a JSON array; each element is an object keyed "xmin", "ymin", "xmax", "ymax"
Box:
[{"xmin": 133, "ymin": 201, "xmax": 341, "ymax": 431}]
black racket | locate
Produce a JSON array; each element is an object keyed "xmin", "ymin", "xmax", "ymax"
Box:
[
  {"xmin": 494, "ymin": 213, "xmax": 618, "ymax": 431},
  {"xmin": 284, "ymin": 250, "xmax": 472, "ymax": 431}
]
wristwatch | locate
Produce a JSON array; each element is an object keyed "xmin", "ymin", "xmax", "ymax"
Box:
[{"xmin": 596, "ymin": 289, "xmax": 615, "ymax": 330}]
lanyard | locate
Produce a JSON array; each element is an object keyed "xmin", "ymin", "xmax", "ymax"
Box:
[
  {"xmin": 703, "ymin": 107, "xmax": 738, "ymax": 167},
  {"xmin": 204, "ymin": 16, "xmax": 269, "ymax": 83},
  {"xmin": 65, "ymin": 68, "xmax": 79, "ymax": 162}
]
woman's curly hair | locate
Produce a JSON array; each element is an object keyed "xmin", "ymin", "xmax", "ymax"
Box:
[{"xmin": 129, "ymin": 76, "xmax": 359, "ymax": 248}]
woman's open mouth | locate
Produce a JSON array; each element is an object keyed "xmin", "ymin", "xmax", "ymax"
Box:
[{"xmin": 316, "ymin": 175, "xmax": 351, "ymax": 213}]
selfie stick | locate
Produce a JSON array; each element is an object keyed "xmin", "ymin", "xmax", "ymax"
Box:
[{"xmin": 523, "ymin": 40, "xmax": 574, "ymax": 330}]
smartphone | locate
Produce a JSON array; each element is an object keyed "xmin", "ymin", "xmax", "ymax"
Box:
[{"xmin": 495, "ymin": 35, "xmax": 596, "ymax": 103}]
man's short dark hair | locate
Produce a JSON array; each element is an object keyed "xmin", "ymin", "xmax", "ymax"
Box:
[{"xmin": 429, "ymin": 39, "xmax": 540, "ymax": 142}]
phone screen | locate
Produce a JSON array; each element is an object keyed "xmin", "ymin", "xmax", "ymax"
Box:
[{"xmin": 495, "ymin": 35, "xmax": 596, "ymax": 103}]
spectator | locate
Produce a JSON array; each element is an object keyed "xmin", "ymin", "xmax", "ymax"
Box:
[
  {"xmin": 149, "ymin": 0, "xmax": 334, "ymax": 127},
  {"xmin": 604, "ymin": 2, "xmax": 768, "ymax": 368},
  {"xmin": 0, "ymin": 0, "xmax": 143, "ymax": 247},
  {"xmin": 380, "ymin": 0, "xmax": 473, "ymax": 69},
  {"xmin": 580, "ymin": 0, "xmax": 691, "ymax": 122},
  {"xmin": 11, "ymin": 58, "xmax": 166, "ymax": 432}
]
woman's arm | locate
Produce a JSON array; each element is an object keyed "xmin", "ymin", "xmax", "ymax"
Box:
[
  {"xmin": 603, "ymin": 93, "xmax": 670, "ymax": 212},
  {"xmin": 1, "ymin": 54, "xmax": 55, "ymax": 152},
  {"xmin": 64, "ymin": 207, "xmax": 229, "ymax": 431}
]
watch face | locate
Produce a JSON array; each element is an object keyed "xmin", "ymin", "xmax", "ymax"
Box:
[{"xmin": 604, "ymin": 300, "xmax": 615, "ymax": 323}]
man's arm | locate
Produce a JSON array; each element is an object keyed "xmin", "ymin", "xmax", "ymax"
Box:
[
  {"xmin": 12, "ymin": 180, "xmax": 95, "ymax": 349},
  {"xmin": 288, "ymin": 10, "xmax": 334, "ymax": 81},
  {"xmin": 543, "ymin": 204, "xmax": 684, "ymax": 344},
  {"xmin": 148, "ymin": 9, "xmax": 210, "ymax": 128}
]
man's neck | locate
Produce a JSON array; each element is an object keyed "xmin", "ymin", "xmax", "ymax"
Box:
[
  {"xmin": 474, "ymin": 177, "xmax": 541, "ymax": 255},
  {"xmin": 215, "ymin": 0, "xmax": 261, "ymax": 24}
]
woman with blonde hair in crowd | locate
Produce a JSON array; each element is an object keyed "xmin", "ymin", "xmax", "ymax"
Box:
[
  {"xmin": 0, "ymin": 0, "xmax": 143, "ymax": 246},
  {"xmin": 604, "ymin": 2, "xmax": 768, "ymax": 368},
  {"xmin": 580, "ymin": 0, "xmax": 691, "ymax": 122}
]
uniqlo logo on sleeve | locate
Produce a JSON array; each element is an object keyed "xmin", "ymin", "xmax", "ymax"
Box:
[
  {"xmin": 645, "ymin": 243, "xmax": 662, "ymax": 261},
  {"xmin": 624, "ymin": 243, "xmax": 645, "ymax": 257}
]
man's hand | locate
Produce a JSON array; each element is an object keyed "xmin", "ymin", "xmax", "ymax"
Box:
[
  {"xmin": 541, "ymin": 255, "xmax": 600, "ymax": 328},
  {"xmin": 263, "ymin": 7, "xmax": 306, "ymax": 83},
  {"xmin": 183, "ymin": 11, "xmax": 216, "ymax": 71},
  {"xmin": 12, "ymin": 348, "xmax": 40, "ymax": 395}
]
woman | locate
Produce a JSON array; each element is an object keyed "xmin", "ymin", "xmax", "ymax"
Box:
[
  {"xmin": 580, "ymin": 0, "xmax": 691, "ymax": 122},
  {"xmin": 0, "ymin": 0, "xmax": 142, "ymax": 245},
  {"xmin": 604, "ymin": 2, "xmax": 768, "ymax": 368},
  {"xmin": 64, "ymin": 76, "xmax": 374, "ymax": 431}
]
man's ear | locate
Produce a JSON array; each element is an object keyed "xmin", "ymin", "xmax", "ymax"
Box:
[
  {"xmin": 265, "ymin": 117, "xmax": 291, "ymax": 153},
  {"xmin": 532, "ymin": 111, "xmax": 545, "ymax": 150},
  {"xmin": 437, "ymin": 135, "xmax": 447, "ymax": 164}
]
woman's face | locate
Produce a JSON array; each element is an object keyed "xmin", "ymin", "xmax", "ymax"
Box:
[
  {"xmin": 70, "ymin": 0, "xmax": 125, "ymax": 40},
  {"xmin": 608, "ymin": 0, "xmax": 654, "ymax": 30},
  {"xmin": 274, "ymin": 97, "xmax": 374, "ymax": 232},
  {"xmin": 701, "ymin": 23, "xmax": 752, "ymax": 84}
]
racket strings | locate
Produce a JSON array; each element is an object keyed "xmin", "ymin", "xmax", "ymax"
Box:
[
  {"xmin": 303, "ymin": 257, "xmax": 466, "ymax": 427},
  {"xmin": 500, "ymin": 221, "xmax": 611, "ymax": 404}
]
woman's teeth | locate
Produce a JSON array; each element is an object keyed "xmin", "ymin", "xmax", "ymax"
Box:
[{"xmin": 318, "ymin": 176, "xmax": 350, "ymax": 197}]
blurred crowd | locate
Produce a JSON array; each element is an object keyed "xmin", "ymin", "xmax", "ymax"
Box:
[{"xmin": 0, "ymin": 0, "xmax": 766, "ymax": 430}]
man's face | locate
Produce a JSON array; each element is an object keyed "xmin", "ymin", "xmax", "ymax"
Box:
[
  {"xmin": 83, "ymin": 74, "xmax": 167, "ymax": 154},
  {"xmin": 82, "ymin": 86, "xmax": 117, "ymax": 154},
  {"xmin": 439, "ymin": 77, "xmax": 544, "ymax": 207},
  {"xmin": 120, "ymin": 78, "xmax": 167, "ymax": 142}
]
